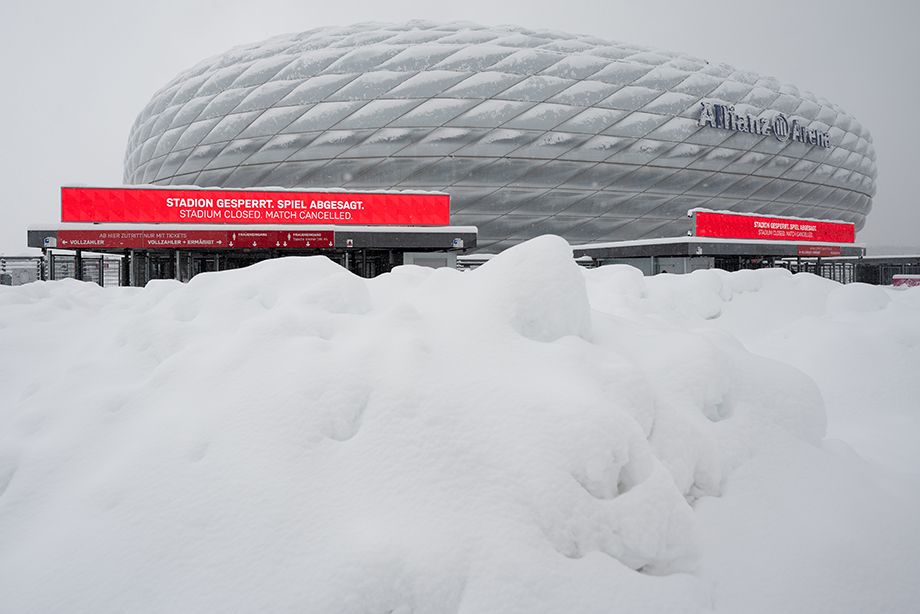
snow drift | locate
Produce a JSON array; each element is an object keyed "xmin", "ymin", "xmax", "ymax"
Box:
[{"xmin": 0, "ymin": 236, "xmax": 918, "ymax": 613}]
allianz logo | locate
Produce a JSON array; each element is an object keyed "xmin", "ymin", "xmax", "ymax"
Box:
[{"xmin": 698, "ymin": 101, "xmax": 831, "ymax": 149}]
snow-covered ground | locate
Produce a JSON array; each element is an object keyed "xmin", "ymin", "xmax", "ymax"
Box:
[{"xmin": 1, "ymin": 236, "xmax": 918, "ymax": 613}]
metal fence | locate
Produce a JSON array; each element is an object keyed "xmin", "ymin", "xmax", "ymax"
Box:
[
  {"xmin": 0, "ymin": 254, "xmax": 123, "ymax": 287},
  {"xmin": 0, "ymin": 256, "xmax": 43, "ymax": 286},
  {"xmin": 48, "ymin": 253, "xmax": 122, "ymax": 287},
  {"xmin": 779, "ymin": 257, "xmax": 920, "ymax": 285},
  {"xmin": 778, "ymin": 259, "xmax": 856, "ymax": 284}
]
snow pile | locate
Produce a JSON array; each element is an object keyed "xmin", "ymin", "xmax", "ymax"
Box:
[
  {"xmin": 1, "ymin": 237, "xmax": 919, "ymax": 613},
  {"xmin": 586, "ymin": 265, "xmax": 920, "ymax": 613}
]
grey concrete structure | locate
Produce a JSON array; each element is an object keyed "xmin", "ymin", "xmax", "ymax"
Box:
[{"xmin": 124, "ymin": 21, "xmax": 876, "ymax": 252}]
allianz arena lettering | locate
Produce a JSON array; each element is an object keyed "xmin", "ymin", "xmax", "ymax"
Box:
[
  {"xmin": 697, "ymin": 102, "xmax": 832, "ymax": 149},
  {"xmin": 124, "ymin": 22, "xmax": 876, "ymax": 251}
]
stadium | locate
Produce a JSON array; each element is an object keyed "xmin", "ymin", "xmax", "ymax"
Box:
[{"xmin": 122, "ymin": 21, "xmax": 876, "ymax": 253}]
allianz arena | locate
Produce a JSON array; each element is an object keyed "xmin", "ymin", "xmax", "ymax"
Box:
[{"xmin": 124, "ymin": 21, "xmax": 877, "ymax": 252}]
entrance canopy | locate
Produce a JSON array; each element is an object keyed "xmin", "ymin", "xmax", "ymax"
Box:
[
  {"xmin": 27, "ymin": 223, "xmax": 476, "ymax": 253},
  {"xmin": 573, "ymin": 209, "xmax": 862, "ymax": 260},
  {"xmin": 572, "ymin": 235, "xmax": 865, "ymax": 260},
  {"xmin": 569, "ymin": 209, "xmax": 863, "ymax": 276},
  {"xmin": 30, "ymin": 185, "xmax": 477, "ymax": 284}
]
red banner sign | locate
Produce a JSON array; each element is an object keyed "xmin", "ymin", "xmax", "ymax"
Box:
[
  {"xmin": 61, "ymin": 187, "xmax": 450, "ymax": 226},
  {"xmin": 56, "ymin": 229, "xmax": 334, "ymax": 250},
  {"xmin": 892, "ymin": 276, "xmax": 920, "ymax": 288},
  {"xmin": 797, "ymin": 245, "xmax": 842, "ymax": 257},
  {"xmin": 694, "ymin": 210, "xmax": 855, "ymax": 243}
]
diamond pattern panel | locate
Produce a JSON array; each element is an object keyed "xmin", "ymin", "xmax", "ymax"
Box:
[{"xmin": 125, "ymin": 20, "xmax": 877, "ymax": 251}]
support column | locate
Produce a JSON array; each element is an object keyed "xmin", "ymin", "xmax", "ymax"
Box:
[
  {"xmin": 121, "ymin": 252, "xmax": 130, "ymax": 287},
  {"xmin": 74, "ymin": 250, "xmax": 83, "ymax": 281}
]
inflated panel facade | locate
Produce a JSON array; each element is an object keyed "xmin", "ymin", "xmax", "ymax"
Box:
[{"xmin": 124, "ymin": 21, "xmax": 876, "ymax": 251}]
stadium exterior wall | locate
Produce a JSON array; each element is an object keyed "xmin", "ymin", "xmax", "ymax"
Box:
[{"xmin": 123, "ymin": 21, "xmax": 877, "ymax": 252}]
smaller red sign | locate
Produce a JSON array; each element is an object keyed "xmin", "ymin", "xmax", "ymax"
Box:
[
  {"xmin": 56, "ymin": 229, "xmax": 335, "ymax": 250},
  {"xmin": 228, "ymin": 231, "xmax": 275, "ymax": 249},
  {"xmin": 281, "ymin": 231, "xmax": 335, "ymax": 249},
  {"xmin": 797, "ymin": 245, "xmax": 841, "ymax": 257},
  {"xmin": 694, "ymin": 210, "xmax": 855, "ymax": 243},
  {"xmin": 58, "ymin": 230, "xmax": 228, "ymax": 250}
]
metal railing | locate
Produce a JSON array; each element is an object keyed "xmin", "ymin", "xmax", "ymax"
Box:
[
  {"xmin": 0, "ymin": 254, "xmax": 123, "ymax": 287},
  {"xmin": 0, "ymin": 256, "xmax": 43, "ymax": 286}
]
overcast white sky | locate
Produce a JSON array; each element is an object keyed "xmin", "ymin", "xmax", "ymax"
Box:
[{"xmin": 1, "ymin": 0, "xmax": 917, "ymax": 254}]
